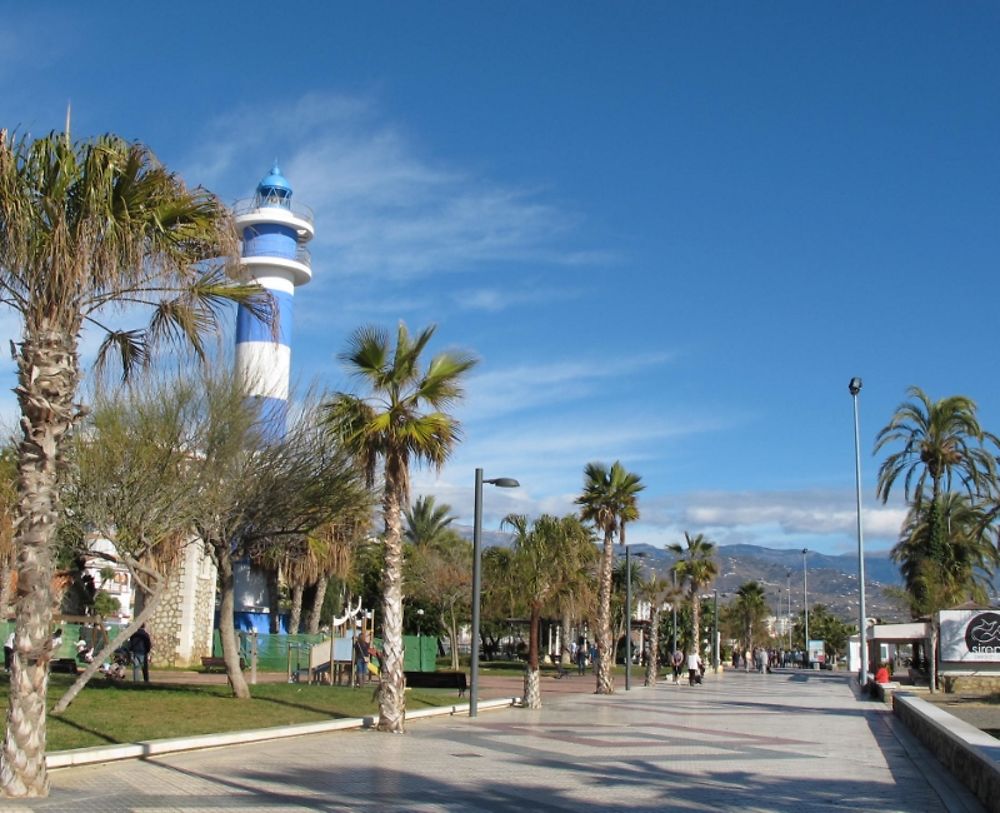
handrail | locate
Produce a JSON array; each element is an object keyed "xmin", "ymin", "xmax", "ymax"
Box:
[{"xmin": 232, "ymin": 197, "xmax": 315, "ymax": 226}]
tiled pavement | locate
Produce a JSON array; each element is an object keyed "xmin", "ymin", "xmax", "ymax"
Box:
[{"xmin": 3, "ymin": 669, "xmax": 985, "ymax": 812}]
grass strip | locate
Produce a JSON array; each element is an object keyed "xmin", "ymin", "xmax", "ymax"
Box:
[{"xmin": 23, "ymin": 675, "xmax": 462, "ymax": 752}]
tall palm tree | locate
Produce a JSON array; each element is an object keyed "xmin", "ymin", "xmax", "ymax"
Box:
[
  {"xmin": 576, "ymin": 460, "xmax": 644, "ymax": 694},
  {"xmin": 0, "ymin": 129, "xmax": 264, "ymax": 797},
  {"xmin": 669, "ymin": 532, "xmax": 718, "ymax": 661},
  {"xmin": 875, "ymin": 386, "xmax": 997, "ymax": 509},
  {"xmin": 324, "ymin": 323, "xmax": 476, "ymax": 732},
  {"xmin": 892, "ymin": 493, "xmax": 999, "ymax": 617},
  {"xmin": 733, "ymin": 581, "xmax": 768, "ymax": 654},
  {"xmin": 405, "ymin": 495, "xmax": 455, "ymax": 546}
]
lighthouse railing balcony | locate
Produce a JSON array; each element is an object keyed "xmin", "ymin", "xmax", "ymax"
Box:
[
  {"xmin": 237, "ymin": 243, "xmax": 311, "ymax": 268},
  {"xmin": 233, "ymin": 197, "xmax": 315, "ymax": 227}
]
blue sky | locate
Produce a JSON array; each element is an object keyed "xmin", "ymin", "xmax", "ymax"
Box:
[{"xmin": 3, "ymin": 3, "xmax": 999, "ymax": 555}]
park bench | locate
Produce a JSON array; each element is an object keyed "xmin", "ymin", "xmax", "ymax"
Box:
[
  {"xmin": 405, "ymin": 670, "xmax": 467, "ymax": 696},
  {"xmin": 201, "ymin": 656, "xmax": 245, "ymax": 672},
  {"xmin": 51, "ymin": 658, "xmax": 79, "ymax": 675}
]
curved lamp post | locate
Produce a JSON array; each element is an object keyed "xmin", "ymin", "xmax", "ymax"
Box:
[
  {"xmin": 849, "ymin": 376, "xmax": 868, "ymax": 684},
  {"xmin": 470, "ymin": 468, "xmax": 520, "ymax": 717}
]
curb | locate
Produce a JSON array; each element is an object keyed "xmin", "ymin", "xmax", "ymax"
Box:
[
  {"xmin": 893, "ymin": 692, "xmax": 1000, "ymax": 813},
  {"xmin": 46, "ymin": 696, "xmax": 519, "ymax": 770}
]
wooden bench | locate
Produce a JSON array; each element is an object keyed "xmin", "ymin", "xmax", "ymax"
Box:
[
  {"xmin": 405, "ymin": 670, "xmax": 467, "ymax": 696},
  {"xmin": 201, "ymin": 656, "xmax": 245, "ymax": 672}
]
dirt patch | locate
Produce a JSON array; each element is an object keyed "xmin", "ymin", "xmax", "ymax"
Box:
[{"xmin": 925, "ymin": 692, "xmax": 1000, "ymax": 741}]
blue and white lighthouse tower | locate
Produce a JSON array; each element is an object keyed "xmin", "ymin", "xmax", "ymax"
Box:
[{"xmin": 233, "ymin": 164, "xmax": 314, "ymax": 432}]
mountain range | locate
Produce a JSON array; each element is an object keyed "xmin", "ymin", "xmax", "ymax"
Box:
[{"xmin": 460, "ymin": 527, "xmax": 907, "ymax": 621}]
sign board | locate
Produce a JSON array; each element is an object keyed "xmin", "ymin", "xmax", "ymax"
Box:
[
  {"xmin": 940, "ymin": 610, "xmax": 1000, "ymax": 663},
  {"xmin": 808, "ymin": 640, "xmax": 826, "ymax": 664}
]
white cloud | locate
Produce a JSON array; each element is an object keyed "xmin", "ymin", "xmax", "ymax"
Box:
[
  {"xmin": 184, "ymin": 92, "xmax": 607, "ymax": 297},
  {"xmin": 459, "ymin": 352, "xmax": 677, "ymax": 422},
  {"xmin": 639, "ymin": 488, "xmax": 907, "ymax": 546}
]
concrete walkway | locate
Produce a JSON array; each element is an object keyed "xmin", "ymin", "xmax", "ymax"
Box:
[{"xmin": 9, "ymin": 669, "xmax": 986, "ymax": 812}]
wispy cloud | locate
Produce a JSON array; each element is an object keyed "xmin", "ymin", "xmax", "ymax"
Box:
[
  {"xmin": 184, "ymin": 92, "xmax": 610, "ymax": 294},
  {"xmin": 460, "ymin": 352, "xmax": 677, "ymax": 422}
]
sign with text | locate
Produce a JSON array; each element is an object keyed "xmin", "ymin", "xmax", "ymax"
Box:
[{"xmin": 940, "ymin": 610, "xmax": 1000, "ymax": 663}]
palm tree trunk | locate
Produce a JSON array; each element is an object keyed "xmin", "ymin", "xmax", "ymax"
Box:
[
  {"xmin": 217, "ymin": 553, "xmax": 250, "ymax": 699},
  {"xmin": 447, "ymin": 610, "xmax": 459, "ymax": 672},
  {"xmin": 560, "ymin": 612, "xmax": 573, "ymax": 668},
  {"xmin": 692, "ymin": 594, "xmax": 701, "ymax": 659},
  {"xmin": 595, "ymin": 530, "xmax": 615, "ymax": 694},
  {"xmin": 266, "ymin": 567, "xmax": 281, "ymax": 633},
  {"xmin": 2, "ymin": 328, "xmax": 81, "ymax": 798},
  {"xmin": 645, "ymin": 608, "xmax": 660, "ymax": 687},
  {"xmin": 524, "ymin": 604, "xmax": 542, "ymax": 708},
  {"xmin": 377, "ymin": 462, "xmax": 406, "ymax": 733},
  {"xmin": 307, "ymin": 576, "xmax": 328, "ymax": 634},
  {"xmin": 288, "ymin": 584, "xmax": 304, "ymax": 636}
]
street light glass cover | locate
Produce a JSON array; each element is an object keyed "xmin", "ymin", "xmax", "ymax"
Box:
[
  {"xmin": 485, "ymin": 477, "xmax": 520, "ymax": 488},
  {"xmin": 849, "ymin": 377, "xmax": 862, "ymax": 395}
]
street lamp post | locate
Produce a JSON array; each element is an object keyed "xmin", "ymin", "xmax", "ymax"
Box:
[
  {"xmin": 416, "ymin": 608, "xmax": 424, "ymax": 672},
  {"xmin": 470, "ymin": 468, "xmax": 520, "ymax": 718},
  {"xmin": 786, "ymin": 570, "xmax": 792, "ymax": 650},
  {"xmin": 850, "ymin": 376, "xmax": 869, "ymax": 685},
  {"xmin": 671, "ymin": 569, "xmax": 678, "ymax": 657},
  {"xmin": 802, "ymin": 548, "xmax": 809, "ymax": 667},
  {"xmin": 625, "ymin": 546, "xmax": 633, "ymax": 691},
  {"xmin": 712, "ymin": 589, "xmax": 719, "ymax": 671}
]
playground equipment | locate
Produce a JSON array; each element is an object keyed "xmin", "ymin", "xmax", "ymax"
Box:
[{"xmin": 291, "ymin": 598, "xmax": 376, "ymax": 684}]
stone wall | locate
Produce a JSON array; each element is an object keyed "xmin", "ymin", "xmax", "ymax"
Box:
[
  {"xmin": 145, "ymin": 539, "xmax": 217, "ymax": 668},
  {"xmin": 942, "ymin": 675, "xmax": 1000, "ymax": 694},
  {"xmin": 893, "ymin": 693, "xmax": 1000, "ymax": 813}
]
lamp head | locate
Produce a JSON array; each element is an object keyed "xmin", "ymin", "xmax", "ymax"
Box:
[
  {"xmin": 848, "ymin": 377, "xmax": 862, "ymax": 395},
  {"xmin": 485, "ymin": 477, "xmax": 520, "ymax": 488}
]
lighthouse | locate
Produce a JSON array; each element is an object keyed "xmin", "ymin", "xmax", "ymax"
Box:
[{"xmin": 233, "ymin": 163, "xmax": 314, "ymax": 433}]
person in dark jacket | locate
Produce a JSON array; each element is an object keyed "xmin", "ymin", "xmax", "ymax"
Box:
[{"xmin": 129, "ymin": 624, "xmax": 152, "ymax": 682}]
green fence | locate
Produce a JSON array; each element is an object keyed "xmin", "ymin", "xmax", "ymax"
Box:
[
  {"xmin": 1, "ymin": 620, "xmax": 127, "ymax": 661},
  {"xmin": 209, "ymin": 631, "xmax": 439, "ymax": 673}
]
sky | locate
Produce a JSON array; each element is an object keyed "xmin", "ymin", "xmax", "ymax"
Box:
[{"xmin": 2, "ymin": 2, "xmax": 999, "ymax": 556}]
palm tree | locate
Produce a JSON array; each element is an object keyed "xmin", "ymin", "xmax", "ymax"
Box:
[
  {"xmin": 732, "ymin": 581, "xmax": 768, "ymax": 655},
  {"xmin": 669, "ymin": 532, "xmax": 718, "ymax": 661},
  {"xmin": 502, "ymin": 513, "xmax": 591, "ymax": 708},
  {"xmin": 639, "ymin": 573, "xmax": 679, "ymax": 687},
  {"xmin": 875, "ymin": 386, "xmax": 997, "ymax": 509},
  {"xmin": 405, "ymin": 495, "xmax": 455, "ymax": 546},
  {"xmin": 892, "ymin": 493, "xmax": 999, "ymax": 617},
  {"xmin": 324, "ymin": 323, "xmax": 476, "ymax": 732},
  {"xmin": 306, "ymin": 519, "xmax": 365, "ymax": 634},
  {"xmin": 0, "ymin": 129, "xmax": 264, "ymax": 797},
  {"xmin": 576, "ymin": 461, "xmax": 644, "ymax": 694}
]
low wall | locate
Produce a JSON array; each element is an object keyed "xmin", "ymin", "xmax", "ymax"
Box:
[{"xmin": 893, "ymin": 692, "xmax": 1000, "ymax": 813}]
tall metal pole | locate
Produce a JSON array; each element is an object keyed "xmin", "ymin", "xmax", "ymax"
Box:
[
  {"xmin": 850, "ymin": 377, "xmax": 869, "ymax": 684},
  {"xmin": 625, "ymin": 546, "xmax": 632, "ymax": 691},
  {"xmin": 470, "ymin": 468, "xmax": 484, "ymax": 717},
  {"xmin": 671, "ymin": 569, "xmax": 678, "ymax": 657},
  {"xmin": 786, "ymin": 571, "xmax": 792, "ymax": 650},
  {"xmin": 712, "ymin": 589, "xmax": 719, "ymax": 671},
  {"xmin": 802, "ymin": 548, "xmax": 809, "ymax": 667}
]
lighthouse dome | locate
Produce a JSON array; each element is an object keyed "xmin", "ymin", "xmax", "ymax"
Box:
[{"xmin": 255, "ymin": 162, "xmax": 293, "ymax": 207}]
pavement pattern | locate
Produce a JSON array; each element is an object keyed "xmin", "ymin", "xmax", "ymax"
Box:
[{"xmin": 0, "ymin": 669, "xmax": 985, "ymax": 812}]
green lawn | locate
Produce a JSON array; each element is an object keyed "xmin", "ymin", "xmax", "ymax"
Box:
[{"xmin": 22, "ymin": 675, "xmax": 462, "ymax": 752}]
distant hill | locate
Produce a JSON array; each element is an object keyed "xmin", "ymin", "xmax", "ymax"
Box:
[{"xmin": 456, "ymin": 525, "xmax": 908, "ymax": 621}]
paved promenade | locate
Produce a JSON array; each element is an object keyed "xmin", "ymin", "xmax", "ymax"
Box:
[{"xmin": 5, "ymin": 669, "xmax": 985, "ymax": 812}]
